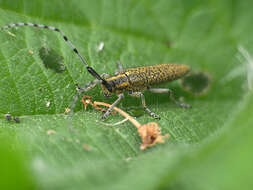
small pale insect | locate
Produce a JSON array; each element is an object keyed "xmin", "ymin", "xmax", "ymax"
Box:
[
  {"xmin": 0, "ymin": 23, "xmax": 191, "ymax": 120},
  {"xmin": 97, "ymin": 42, "xmax": 104, "ymax": 52},
  {"xmin": 46, "ymin": 101, "xmax": 51, "ymax": 108}
]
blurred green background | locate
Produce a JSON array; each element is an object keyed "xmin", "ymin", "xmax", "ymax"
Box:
[{"xmin": 0, "ymin": 0, "xmax": 252, "ymax": 189}]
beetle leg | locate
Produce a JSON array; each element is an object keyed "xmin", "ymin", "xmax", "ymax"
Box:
[
  {"xmin": 129, "ymin": 92, "xmax": 161, "ymax": 119},
  {"xmin": 76, "ymin": 73, "xmax": 110, "ymax": 92},
  {"xmin": 114, "ymin": 60, "xmax": 124, "ymax": 75},
  {"xmin": 69, "ymin": 79, "xmax": 100, "ymax": 113},
  {"xmin": 102, "ymin": 93, "xmax": 124, "ymax": 120},
  {"xmin": 76, "ymin": 79, "xmax": 100, "ymax": 93},
  {"xmin": 148, "ymin": 88, "xmax": 191, "ymax": 108}
]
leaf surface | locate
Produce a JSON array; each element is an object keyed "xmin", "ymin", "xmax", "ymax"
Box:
[{"xmin": 0, "ymin": 0, "xmax": 252, "ymax": 189}]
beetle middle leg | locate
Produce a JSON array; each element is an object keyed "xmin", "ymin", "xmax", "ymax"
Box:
[
  {"xmin": 129, "ymin": 92, "xmax": 161, "ymax": 119},
  {"xmin": 101, "ymin": 93, "xmax": 124, "ymax": 121},
  {"xmin": 148, "ymin": 88, "xmax": 191, "ymax": 108}
]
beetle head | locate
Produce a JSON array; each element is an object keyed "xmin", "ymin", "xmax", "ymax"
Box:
[
  {"xmin": 101, "ymin": 82, "xmax": 114, "ymax": 98},
  {"xmin": 100, "ymin": 74, "xmax": 114, "ymax": 98}
]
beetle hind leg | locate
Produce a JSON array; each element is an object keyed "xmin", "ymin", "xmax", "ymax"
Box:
[
  {"xmin": 129, "ymin": 92, "xmax": 161, "ymax": 119},
  {"xmin": 148, "ymin": 88, "xmax": 191, "ymax": 108}
]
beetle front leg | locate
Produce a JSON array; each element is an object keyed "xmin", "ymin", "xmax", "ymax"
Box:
[
  {"xmin": 129, "ymin": 92, "xmax": 161, "ymax": 119},
  {"xmin": 75, "ymin": 72, "xmax": 111, "ymax": 94},
  {"xmin": 76, "ymin": 79, "xmax": 100, "ymax": 93},
  {"xmin": 102, "ymin": 93, "xmax": 124, "ymax": 120},
  {"xmin": 148, "ymin": 88, "xmax": 191, "ymax": 108},
  {"xmin": 69, "ymin": 79, "xmax": 100, "ymax": 113}
]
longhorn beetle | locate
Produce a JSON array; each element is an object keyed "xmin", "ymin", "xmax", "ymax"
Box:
[{"xmin": 1, "ymin": 23, "xmax": 191, "ymax": 120}]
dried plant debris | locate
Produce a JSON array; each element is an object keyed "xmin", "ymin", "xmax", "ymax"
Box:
[
  {"xmin": 180, "ymin": 71, "xmax": 211, "ymax": 97},
  {"xmin": 82, "ymin": 96, "xmax": 170, "ymax": 150},
  {"xmin": 138, "ymin": 122, "xmax": 170, "ymax": 150},
  {"xmin": 64, "ymin": 108, "xmax": 71, "ymax": 114},
  {"xmin": 81, "ymin": 96, "xmax": 116, "ymax": 115}
]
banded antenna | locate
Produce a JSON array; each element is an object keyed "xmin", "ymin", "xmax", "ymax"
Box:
[{"xmin": 0, "ymin": 23, "xmax": 112, "ymax": 92}]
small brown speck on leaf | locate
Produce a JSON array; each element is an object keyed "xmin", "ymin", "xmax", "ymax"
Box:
[
  {"xmin": 47, "ymin": 129, "xmax": 56, "ymax": 135},
  {"xmin": 83, "ymin": 144, "xmax": 90, "ymax": 151}
]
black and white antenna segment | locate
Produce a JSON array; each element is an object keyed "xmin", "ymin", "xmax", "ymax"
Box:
[{"xmin": 0, "ymin": 22, "xmax": 112, "ymax": 91}]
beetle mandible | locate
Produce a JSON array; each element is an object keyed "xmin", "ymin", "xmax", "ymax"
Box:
[{"xmin": 1, "ymin": 23, "xmax": 191, "ymax": 120}]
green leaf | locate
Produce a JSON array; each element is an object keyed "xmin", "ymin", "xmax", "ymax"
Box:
[
  {"xmin": 0, "ymin": 137, "xmax": 38, "ymax": 190},
  {"xmin": 0, "ymin": 0, "xmax": 252, "ymax": 189}
]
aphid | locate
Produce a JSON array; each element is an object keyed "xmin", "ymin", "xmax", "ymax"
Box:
[
  {"xmin": 13, "ymin": 116, "xmax": 20, "ymax": 123},
  {"xmin": 1, "ymin": 22, "xmax": 191, "ymax": 120},
  {"xmin": 4, "ymin": 113, "xmax": 12, "ymax": 121}
]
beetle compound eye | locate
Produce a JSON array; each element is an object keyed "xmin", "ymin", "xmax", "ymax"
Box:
[
  {"xmin": 99, "ymin": 81, "xmax": 113, "ymax": 98},
  {"xmin": 104, "ymin": 82, "xmax": 113, "ymax": 93}
]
